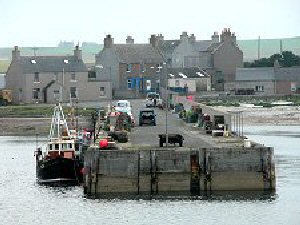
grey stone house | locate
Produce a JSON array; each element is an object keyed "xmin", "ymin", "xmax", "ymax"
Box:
[
  {"xmin": 6, "ymin": 46, "xmax": 111, "ymax": 104},
  {"xmin": 235, "ymin": 63, "xmax": 300, "ymax": 95},
  {"xmin": 150, "ymin": 28, "xmax": 243, "ymax": 91},
  {"xmin": 167, "ymin": 67, "xmax": 211, "ymax": 94},
  {"xmin": 95, "ymin": 35, "xmax": 164, "ymax": 98}
]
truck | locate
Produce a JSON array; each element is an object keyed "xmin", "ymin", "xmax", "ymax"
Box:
[{"xmin": 0, "ymin": 89, "xmax": 12, "ymax": 106}]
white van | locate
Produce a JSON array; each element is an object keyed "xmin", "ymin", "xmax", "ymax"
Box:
[
  {"xmin": 115, "ymin": 100, "xmax": 132, "ymax": 115},
  {"xmin": 145, "ymin": 92, "xmax": 162, "ymax": 107}
]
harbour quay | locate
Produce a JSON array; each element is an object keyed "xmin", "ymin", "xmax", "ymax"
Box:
[{"xmin": 83, "ymin": 99, "xmax": 276, "ymax": 198}]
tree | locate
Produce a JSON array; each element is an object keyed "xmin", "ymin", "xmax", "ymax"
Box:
[{"xmin": 244, "ymin": 51, "xmax": 300, "ymax": 68}]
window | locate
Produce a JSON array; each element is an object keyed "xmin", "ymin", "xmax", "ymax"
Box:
[
  {"xmin": 49, "ymin": 144, "xmax": 52, "ymax": 150},
  {"xmin": 71, "ymin": 72, "xmax": 76, "ymax": 81},
  {"xmin": 54, "ymin": 90, "xmax": 60, "ymax": 99},
  {"xmin": 140, "ymin": 63, "xmax": 145, "ymax": 72},
  {"xmin": 255, "ymin": 86, "xmax": 264, "ymax": 92},
  {"xmin": 55, "ymin": 144, "xmax": 59, "ymax": 150},
  {"xmin": 70, "ymin": 87, "xmax": 77, "ymax": 98},
  {"xmin": 126, "ymin": 64, "xmax": 132, "ymax": 72},
  {"xmin": 127, "ymin": 79, "xmax": 132, "ymax": 89},
  {"xmin": 156, "ymin": 63, "xmax": 161, "ymax": 72},
  {"xmin": 99, "ymin": 87, "xmax": 106, "ymax": 96},
  {"xmin": 175, "ymin": 80, "xmax": 180, "ymax": 86},
  {"xmin": 32, "ymin": 88, "xmax": 40, "ymax": 99},
  {"xmin": 88, "ymin": 71, "xmax": 96, "ymax": 79},
  {"xmin": 34, "ymin": 72, "xmax": 39, "ymax": 82}
]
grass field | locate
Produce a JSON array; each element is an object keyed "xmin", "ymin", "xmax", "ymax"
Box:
[{"xmin": 0, "ymin": 105, "xmax": 97, "ymax": 117}]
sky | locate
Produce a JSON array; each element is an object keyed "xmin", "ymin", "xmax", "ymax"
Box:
[{"xmin": 1, "ymin": 0, "xmax": 300, "ymax": 47}]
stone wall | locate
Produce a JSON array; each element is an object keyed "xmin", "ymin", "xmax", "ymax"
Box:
[{"xmin": 84, "ymin": 146, "xmax": 275, "ymax": 197}]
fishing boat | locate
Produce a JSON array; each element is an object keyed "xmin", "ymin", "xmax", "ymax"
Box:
[{"xmin": 35, "ymin": 103, "xmax": 83, "ymax": 185}]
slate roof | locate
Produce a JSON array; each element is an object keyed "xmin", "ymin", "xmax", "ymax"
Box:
[
  {"xmin": 236, "ymin": 68, "xmax": 275, "ymax": 81},
  {"xmin": 167, "ymin": 67, "xmax": 210, "ymax": 79},
  {"xmin": 192, "ymin": 40, "xmax": 215, "ymax": 52},
  {"xmin": 114, "ymin": 44, "xmax": 163, "ymax": 63},
  {"xmin": 275, "ymin": 67, "xmax": 300, "ymax": 81},
  {"xmin": 17, "ymin": 55, "xmax": 87, "ymax": 73},
  {"xmin": 236, "ymin": 67, "xmax": 300, "ymax": 81},
  {"xmin": 158, "ymin": 40, "xmax": 181, "ymax": 52}
]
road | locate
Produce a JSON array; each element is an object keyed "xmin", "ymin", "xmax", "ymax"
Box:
[{"xmin": 128, "ymin": 99, "xmax": 213, "ymax": 148}]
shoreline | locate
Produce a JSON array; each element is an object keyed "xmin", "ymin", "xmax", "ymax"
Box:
[{"xmin": 1, "ymin": 106, "xmax": 300, "ymax": 136}]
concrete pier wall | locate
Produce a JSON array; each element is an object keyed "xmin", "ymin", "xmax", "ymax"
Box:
[{"xmin": 84, "ymin": 147, "xmax": 275, "ymax": 197}]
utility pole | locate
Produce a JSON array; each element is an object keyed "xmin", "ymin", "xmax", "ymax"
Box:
[
  {"xmin": 165, "ymin": 64, "xmax": 169, "ymax": 148},
  {"xmin": 258, "ymin": 36, "xmax": 261, "ymax": 60}
]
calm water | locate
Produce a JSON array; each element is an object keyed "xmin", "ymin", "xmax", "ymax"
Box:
[{"xmin": 1, "ymin": 126, "xmax": 300, "ymax": 225}]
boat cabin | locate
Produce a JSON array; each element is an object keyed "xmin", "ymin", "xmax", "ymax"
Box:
[{"xmin": 47, "ymin": 139, "xmax": 76, "ymax": 159}]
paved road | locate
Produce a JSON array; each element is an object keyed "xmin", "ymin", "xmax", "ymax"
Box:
[{"xmin": 128, "ymin": 99, "xmax": 214, "ymax": 148}]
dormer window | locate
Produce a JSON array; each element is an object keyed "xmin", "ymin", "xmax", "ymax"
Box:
[
  {"xmin": 63, "ymin": 59, "xmax": 69, "ymax": 64},
  {"xmin": 31, "ymin": 59, "xmax": 36, "ymax": 64}
]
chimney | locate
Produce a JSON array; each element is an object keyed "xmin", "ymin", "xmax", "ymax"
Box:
[
  {"xmin": 150, "ymin": 34, "xmax": 157, "ymax": 48},
  {"xmin": 74, "ymin": 45, "xmax": 82, "ymax": 60},
  {"xmin": 126, "ymin": 35, "xmax": 134, "ymax": 44},
  {"xmin": 231, "ymin": 32, "xmax": 236, "ymax": 45},
  {"xmin": 211, "ymin": 31, "xmax": 219, "ymax": 43},
  {"xmin": 220, "ymin": 28, "xmax": 235, "ymax": 43},
  {"xmin": 189, "ymin": 34, "xmax": 196, "ymax": 43},
  {"xmin": 157, "ymin": 34, "xmax": 164, "ymax": 44},
  {"xmin": 180, "ymin": 31, "xmax": 188, "ymax": 42},
  {"xmin": 12, "ymin": 46, "xmax": 20, "ymax": 61},
  {"xmin": 104, "ymin": 34, "xmax": 114, "ymax": 48}
]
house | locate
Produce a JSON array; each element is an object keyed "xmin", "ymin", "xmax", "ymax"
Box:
[
  {"xmin": 6, "ymin": 46, "xmax": 111, "ymax": 104},
  {"xmin": 235, "ymin": 61, "xmax": 300, "ymax": 95},
  {"xmin": 150, "ymin": 28, "xmax": 243, "ymax": 91},
  {"xmin": 95, "ymin": 35, "xmax": 164, "ymax": 98},
  {"xmin": 166, "ymin": 67, "xmax": 211, "ymax": 94}
]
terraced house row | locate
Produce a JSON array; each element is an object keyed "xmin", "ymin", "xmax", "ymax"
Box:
[{"xmin": 5, "ymin": 28, "xmax": 300, "ymax": 103}]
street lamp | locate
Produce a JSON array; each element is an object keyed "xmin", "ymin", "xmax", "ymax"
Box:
[
  {"xmin": 60, "ymin": 59, "xmax": 69, "ymax": 103},
  {"xmin": 165, "ymin": 73, "xmax": 174, "ymax": 148}
]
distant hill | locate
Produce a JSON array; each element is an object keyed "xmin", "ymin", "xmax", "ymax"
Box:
[{"xmin": 0, "ymin": 60, "xmax": 10, "ymax": 73}]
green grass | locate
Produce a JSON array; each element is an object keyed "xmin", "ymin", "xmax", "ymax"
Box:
[
  {"xmin": 0, "ymin": 105, "xmax": 97, "ymax": 117},
  {"xmin": 0, "ymin": 60, "xmax": 9, "ymax": 72}
]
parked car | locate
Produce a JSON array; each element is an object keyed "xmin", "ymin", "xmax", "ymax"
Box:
[
  {"xmin": 145, "ymin": 92, "xmax": 162, "ymax": 107},
  {"xmin": 139, "ymin": 109, "xmax": 156, "ymax": 126},
  {"xmin": 115, "ymin": 100, "xmax": 132, "ymax": 116}
]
